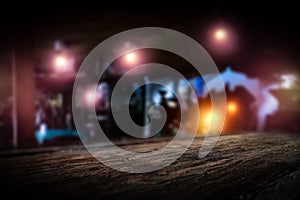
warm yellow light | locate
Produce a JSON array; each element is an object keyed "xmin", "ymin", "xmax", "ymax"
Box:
[
  {"xmin": 215, "ymin": 29, "xmax": 227, "ymax": 41},
  {"xmin": 201, "ymin": 111, "xmax": 221, "ymax": 134},
  {"xmin": 227, "ymin": 102, "xmax": 237, "ymax": 113},
  {"xmin": 204, "ymin": 112, "xmax": 212, "ymax": 124}
]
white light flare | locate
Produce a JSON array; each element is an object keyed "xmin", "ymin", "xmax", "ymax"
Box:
[
  {"xmin": 214, "ymin": 29, "xmax": 227, "ymax": 41},
  {"xmin": 124, "ymin": 52, "xmax": 138, "ymax": 65},
  {"xmin": 53, "ymin": 55, "xmax": 72, "ymax": 73},
  {"xmin": 280, "ymin": 74, "xmax": 296, "ymax": 89}
]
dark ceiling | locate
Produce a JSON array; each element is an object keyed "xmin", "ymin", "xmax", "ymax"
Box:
[{"xmin": 0, "ymin": 1, "xmax": 299, "ymax": 78}]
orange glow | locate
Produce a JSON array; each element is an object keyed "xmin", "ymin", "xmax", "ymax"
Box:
[
  {"xmin": 214, "ymin": 29, "xmax": 227, "ymax": 41},
  {"xmin": 227, "ymin": 102, "xmax": 237, "ymax": 113},
  {"xmin": 124, "ymin": 52, "xmax": 138, "ymax": 65},
  {"xmin": 201, "ymin": 110, "xmax": 221, "ymax": 134},
  {"xmin": 204, "ymin": 112, "xmax": 213, "ymax": 124}
]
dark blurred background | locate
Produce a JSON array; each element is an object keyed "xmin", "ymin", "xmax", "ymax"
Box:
[{"xmin": 0, "ymin": 0, "xmax": 299, "ymax": 149}]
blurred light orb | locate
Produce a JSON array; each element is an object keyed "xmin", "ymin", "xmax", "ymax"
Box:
[
  {"xmin": 202, "ymin": 111, "xmax": 221, "ymax": 134},
  {"xmin": 227, "ymin": 102, "xmax": 237, "ymax": 113},
  {"xmin": 124, "ymin": 52, "xmax": 138, "ymax": 64},
  {"xmin": 215, "ymin": 29, "xmax": 227, "ymax": 41},
  {"xmin": 208, "ymin": 24, "xmax": 237, "ymax": 55},
  {"xmin": 54, "ymin": 55, "xmax": 69, "ymax": 72},
  {"xmin": 204, "ymin": 111, "xmax": 213, "ymax": 124}
]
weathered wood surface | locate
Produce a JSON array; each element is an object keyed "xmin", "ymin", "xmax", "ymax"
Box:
[{"xmin": 0, "ymin": 133, "xmax": 299, "ymax": 199}]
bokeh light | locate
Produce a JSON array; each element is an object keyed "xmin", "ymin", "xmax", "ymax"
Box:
[
  {"xmin": 227, "ymin": 102, "xmax": 237, "ymax": 113},
  {"xmin": 207, "ymin": 24, "xmax": 237, "ymax": 55},
  {"xmin": 214, "ymin": 29, "xmax": 227, "ymax": 41},
  {"xmin": 201, "ymin": 110, "xmax": 221, "ymax": 134},
  {"xmin": 124, "ymin": 52, "xmax": 138, "ymax": 65},
  {"xmin": 54, "ymin": 55, "xmax": 71, "ymax": 73}
]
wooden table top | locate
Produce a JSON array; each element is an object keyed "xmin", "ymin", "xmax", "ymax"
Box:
[{"xmin": 0, "ymin": 132, "xmax": 299, "ymax": 199}]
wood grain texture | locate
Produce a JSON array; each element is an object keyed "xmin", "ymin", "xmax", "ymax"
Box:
[{"xmin": 0, "ymin": 133, "xmax": 299, "ymax": 199}]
